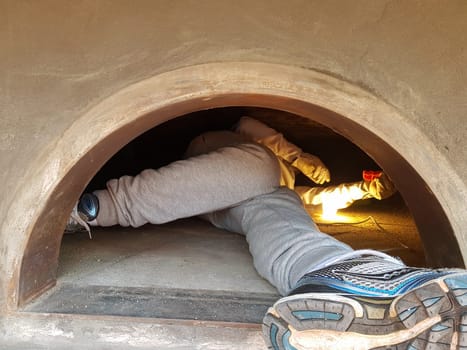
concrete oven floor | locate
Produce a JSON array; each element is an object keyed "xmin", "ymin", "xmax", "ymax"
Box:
[
  {"xmin": 14, "ymin": 194, "xmax": 423, "ymax": 349},
  {"xmin": 27, "ymin": 219, "xmax": 280, "ymax": 324}
]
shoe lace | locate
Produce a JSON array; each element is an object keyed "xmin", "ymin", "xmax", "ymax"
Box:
[
  {"xmin": 69, "ymin": 207, "xmax": 93, "ymax": 239},
  {"xmin": 308, "ymin": 249, "xmax": 405, "ymax": 273}
]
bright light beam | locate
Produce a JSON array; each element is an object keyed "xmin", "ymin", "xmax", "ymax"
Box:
[{"xmin": 320, "ymin": 192, "xmax": 352, "ymax": 222}]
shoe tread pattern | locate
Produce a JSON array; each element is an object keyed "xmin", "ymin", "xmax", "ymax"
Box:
[{"xmin": 263, "ymin": 273, "xmax": 467, "ymax": 350}]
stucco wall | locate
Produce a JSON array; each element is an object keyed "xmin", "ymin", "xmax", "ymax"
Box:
[{"xmin": 1, "ymin": 0, "xmax": 466, "ymax": 310}]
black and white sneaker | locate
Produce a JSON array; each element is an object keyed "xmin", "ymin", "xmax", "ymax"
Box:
[
  {"xmin": 64, "ymin": 193, "xmax": 99, "ymax": 239},
  {"xmin": 263, "ymin": 251, "xmax": 467, "ymax": 349}
]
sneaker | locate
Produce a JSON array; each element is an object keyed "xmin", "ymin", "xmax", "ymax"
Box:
[
  {"xmin": 65, "ymin": 205, "xmax": 92, "ymax": 238},
  {"xmin": 64, "ymin": 193, "xmax": 99, "ymax": 239},
  {"xmin": 263, "ymin": 251, "xmax": 467, "ymax": 349}
]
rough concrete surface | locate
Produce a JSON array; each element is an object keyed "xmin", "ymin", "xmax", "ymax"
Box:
[
  {"xmin": 1, "ymin": 0, "xmax": 467, "ymax": 348},
  {"xmin": 3, "ymin": 201, "xmax": 419, "ymax": 349},
  {"xmin": 0, "ymin": 313, "xmax": 266, "ymax": 350}
]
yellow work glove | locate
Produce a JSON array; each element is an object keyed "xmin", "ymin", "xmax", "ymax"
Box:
[
  {"xmin": 291, "ymin": 153, "xmax": 331, "ymax": 185},
  {"xmin": 236, "ymin": 116, "xmax": 331, "ymax": 185},
  {"xmin": 361, "ymin": 172, "xmax": 396, "ymax": 200}
]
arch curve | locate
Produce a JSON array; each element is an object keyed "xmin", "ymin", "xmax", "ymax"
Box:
[{"xmin": 7, "ymin": 62, "xmax": 467, "ymax": 307}]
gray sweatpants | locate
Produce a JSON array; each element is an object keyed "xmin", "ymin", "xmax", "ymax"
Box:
[{"xmin": 93, "ymin": 131, "xmax": 353, "ymax": 295}]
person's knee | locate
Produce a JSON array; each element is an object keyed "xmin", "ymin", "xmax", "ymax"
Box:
[
  {"xmin": 236, "ymin": 143, "xmax": 281, "ymax": 185},
  {"xmin": 185, "ymin": 131, "xmax": 250, "ymax": 158},
  {"xmin": 184, "ymin": 134, "xmax": 209, "ymax": 158}
]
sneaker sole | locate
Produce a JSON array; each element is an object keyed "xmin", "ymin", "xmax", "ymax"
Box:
[{"xmin": 263, "ymin": 272, "xmax": 467, "ymax": 350}]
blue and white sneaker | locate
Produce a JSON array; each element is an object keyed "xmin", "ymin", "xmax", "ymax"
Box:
[
  {"xmin": 64, "ymin": 193, "xmax": 99, "ymax": 239},
  {"xmin": 263, "ymin": 250, "xmax": 467, "ymax": 349}
]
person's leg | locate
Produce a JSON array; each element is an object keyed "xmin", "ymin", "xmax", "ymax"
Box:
[
  {"xmin": 203, "ymin": 187, "xmax": 354, "ymax": 295},
  {"xmin": 200, "ymin": 179, "xmax": 467, "ymax": 349},
  {"xmin": 92, "ymin": 141, "xmax": 280, "ymax": 227}
]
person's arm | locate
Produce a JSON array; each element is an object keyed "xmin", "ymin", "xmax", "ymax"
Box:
[{"xmin": 235, "ymin": 116, "xmax": 330, "ymax": 184}]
